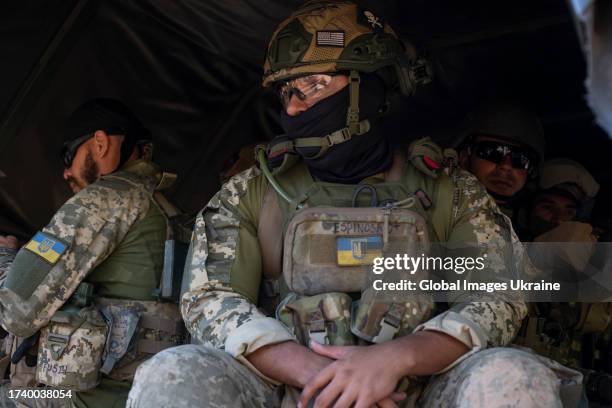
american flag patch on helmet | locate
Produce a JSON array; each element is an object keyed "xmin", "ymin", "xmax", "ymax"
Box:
[{"xmin": 316, "ymin": 30, "xmax": 345, "ymax": 47}]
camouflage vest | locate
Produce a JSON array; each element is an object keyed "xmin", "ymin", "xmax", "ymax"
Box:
[
  {"xmin": 85, "ymin": 198, "xmax": 165, "ymax": 300},
  {"xmin": 32, "ymin": 161, "xmax": 187, "ymax": 404},
  {"xmin": 258, "ymin": 153, "xmax": 454, "ymax": 346}
]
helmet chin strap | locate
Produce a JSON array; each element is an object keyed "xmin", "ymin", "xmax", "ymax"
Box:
[
  {"xmin": 346, "ymin": 70, "xmax": 363, "ymax": 134},
  {"xmin": 270, "ymin": 70, "xmax": 370, "ymax": 159}
]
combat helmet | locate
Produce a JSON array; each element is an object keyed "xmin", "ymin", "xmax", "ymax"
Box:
[
  {"xmin": 457, "ymin": 101, "xmax": 546, "ymax": 162},
  {"xmin": 262, "ymin": 0, "xmax": 431, "ymax": 158},
  {"xmin": 539, "ymin": 158, "xmax": 599, "ymax": 203}
]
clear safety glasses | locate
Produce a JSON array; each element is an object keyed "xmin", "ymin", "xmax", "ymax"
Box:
[{"xmin": 275, "ymin": 74, "xmax": 346, "ymax": 109}]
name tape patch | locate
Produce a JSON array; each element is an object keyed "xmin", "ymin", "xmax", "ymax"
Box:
[
  {"xmin": 24, "ymin": 232, "xmax": 67, "ymax": 265},
  {"xmin": 316, "ymin": 30, "xmax": 345, "ymax": 47}
]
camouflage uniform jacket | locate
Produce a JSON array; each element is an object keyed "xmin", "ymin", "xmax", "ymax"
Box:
[
  {"xmin": 182, "ymin": 156, "xmax": 530, "ymax": 377},
  {"xmin": 0, "ymin": 160, "xmax": 163, "ymax": 338}
]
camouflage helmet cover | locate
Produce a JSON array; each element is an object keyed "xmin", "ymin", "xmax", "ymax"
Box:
[
  {"xmin": 539, "ymin": 158, "xmax": 599, "ymax": 201},
  {"xmin": 262, "ymin": 1, "xmax": 417, "ymax": 90}
]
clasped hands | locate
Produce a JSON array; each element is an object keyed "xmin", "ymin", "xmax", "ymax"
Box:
[{"xmin": 298, "ymin": 340, "xmax": 408, "ymax": 408}]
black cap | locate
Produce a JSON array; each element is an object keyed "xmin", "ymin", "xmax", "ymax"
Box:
[{"xmin": 65, "ymin": 98, "xmax": 151, "ymax": 144}]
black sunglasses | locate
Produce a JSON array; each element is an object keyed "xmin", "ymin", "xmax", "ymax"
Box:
[
  {"xmin": 470, "ymin": 141, "xmax": 536, "ymax": 171},
  {"xmin": 61, "ymin": 133, "xmax": 94, "ymax": 168},
  {"xmin": 61, "ymin": 127, "xmax": 127, "ymax": 168}
]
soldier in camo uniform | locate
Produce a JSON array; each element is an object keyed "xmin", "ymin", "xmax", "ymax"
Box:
[
  {"xmin": 515, "ymin": 159, "xmax": 612, "ymax": 404},
  {"xmin": 0, "ymin": 99, "xmax": 187, "ymax": 408},
  {"xmin": 128, "ymin": 1, "xmax": 581, "ymax": 407},
  {"xmin": 454, "ymin": 100, "xmax": 546, "ymax": 241}
]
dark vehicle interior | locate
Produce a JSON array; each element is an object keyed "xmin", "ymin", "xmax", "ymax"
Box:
[{"xmin": 1, "ymin": 0, "xmax": 610, "ymax": 241}]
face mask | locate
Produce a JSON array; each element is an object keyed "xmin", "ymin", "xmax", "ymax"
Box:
[{"xmin": 280, "ymin": 74, "xmax": 393, "ymax": 184}]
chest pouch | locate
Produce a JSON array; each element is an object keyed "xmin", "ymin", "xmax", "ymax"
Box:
[
  {"xmin": 277, "ymin": 292, "xmax": 355, "ymax": 346},
  {"xmin": 282, "ymin": 204, "xmax": 434, "ymax": 343},
  {"xmin": 351, "ymin": 287, "xmax": 434, "ymax": 343},
  {"xmin": 283, "ymin": 205, "xmax": 430, "ymax": 295},
  {"xmin": 36, "ymin": 306, "xmax": 108, "ymax": 390}
]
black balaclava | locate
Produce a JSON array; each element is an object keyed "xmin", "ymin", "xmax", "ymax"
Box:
[{"xmin": 280, "ymin": 73, "xmax": 392, "ymax": 184}]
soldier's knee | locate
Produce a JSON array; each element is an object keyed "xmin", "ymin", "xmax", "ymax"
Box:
[
  {"xmin": 468, "ymin": 347, "xmax": 555, "ymax": 379},
  {"xmin": 128, "ymin": 345, "xmax": 236, "ymax": 408},
  {"xmin": 458, "ymin": 348, "xmax": 561, "ymax": 407}
]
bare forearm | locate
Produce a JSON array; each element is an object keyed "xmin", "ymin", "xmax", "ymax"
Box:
[
  {"xmin": 394, "ymin": 331, "xmax": 469, "ymax": 376},
  {"xmin": 247, "ymin": 341, "xmax": 333, "ymax": 387}
]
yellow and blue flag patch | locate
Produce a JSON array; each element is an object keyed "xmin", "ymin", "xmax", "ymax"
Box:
[
  {"xmin": 24, "ymin": 232, "xmax": 67, "ymax": 265},
  {"xmin": 336, "ymin": 236, "xmax": 382, "ymax": 266}
]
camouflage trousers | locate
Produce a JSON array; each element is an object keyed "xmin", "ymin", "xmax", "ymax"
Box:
[{"xmin": 127, "ymin": 345, "xmax": 581, "ymax": 408}]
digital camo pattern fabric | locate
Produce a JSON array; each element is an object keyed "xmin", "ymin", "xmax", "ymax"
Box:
[
  {"xmin": 182, "ymin": 283, "xmax": 269, "ymax": 349},
  {"xmin": 36, "ymin": 306, "xmax": 108, "ymax": 390},
  {"xmin": 184, "ymin": 166, "xmax": 262, "ymax": 290},
  {"xmin": 419, "ymin": 347, "xmax": 581, "ymax": 407},
  {"xmin": 0, "ymin": 168, "xmax": 157, "ymax": 338},
  {"xmin": 182, "ymin": 165, "xmax": 527, "ymax": 355},
  {"xmin": 131, "ymin": 159, "xmax": 551, "ymax": 408},
  {"xmin": 126, "ymin": 345, "xmax": 282, "ymax": 408},
  {"xmin": 181, "ymin": 167, "xmax": 286, "ymax": 350},
  {"xmin": 128, "ymin": 346, "xmax": 573, "ymax": 408},
  {"xmin": 440, "ymin": 170, "xmax": 528, "ymax": 347}
]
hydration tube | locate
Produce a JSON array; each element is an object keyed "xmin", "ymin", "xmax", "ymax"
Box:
[{"xmin": 256, "ymin": 146, "xmax": 295, "ymax": 204}]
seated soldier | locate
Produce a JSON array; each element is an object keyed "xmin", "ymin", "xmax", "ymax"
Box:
[
  {"xmin": 528, "ymin": 158, "xmax": 599, "ymax": 241},
  {"xmin": 456, "ymin": 101, "xmax": 545, "ymax": 239},
  {"xmin": 0, "ymin": 99, "xmax": 187, "ymax": 408},
  {"xmin": 128, "ymin": 2, "xmax": 580, "ymax": 407},
  {"xmin": 521, "ymin": 158, "xmax": 600, "ymax": 278},
  {"xmin": 514, "ymin": 159, "xmax": 612, "ymax": 404}
]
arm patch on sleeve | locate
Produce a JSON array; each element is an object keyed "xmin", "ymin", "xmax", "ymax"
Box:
[
  {"xmin": 5, "ymin": 232, "xmax": 69, "ymax": 299},
  {"xmin": 23, "ymin": 232, "xmax": 68, "ymax": 265}
]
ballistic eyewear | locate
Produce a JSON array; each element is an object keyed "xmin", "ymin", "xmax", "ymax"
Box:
[
  {"xmin": 276, "ymin": 74, "xmax": 345, "ymax": 109},
  {"xmin": 471, "ymin": 141, "xmax": 535, "ymax": 171},
  {"xmin": 61, "ymin": 127, "xmax": 126, "ymax": 168}
]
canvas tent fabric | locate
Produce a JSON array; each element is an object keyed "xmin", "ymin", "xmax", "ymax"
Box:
[{"xmin": 0, "ymin": 0, "xmax": 610, "ymax": 241}]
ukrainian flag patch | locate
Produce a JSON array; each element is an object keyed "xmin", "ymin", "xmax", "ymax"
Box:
[
  {"xmin": 336, "ymin": 236, "xmax": 382, "ymax": 266},
  {"xmin": 24, "ymin": 232, "xmax": 67, "ymax": 265}
]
